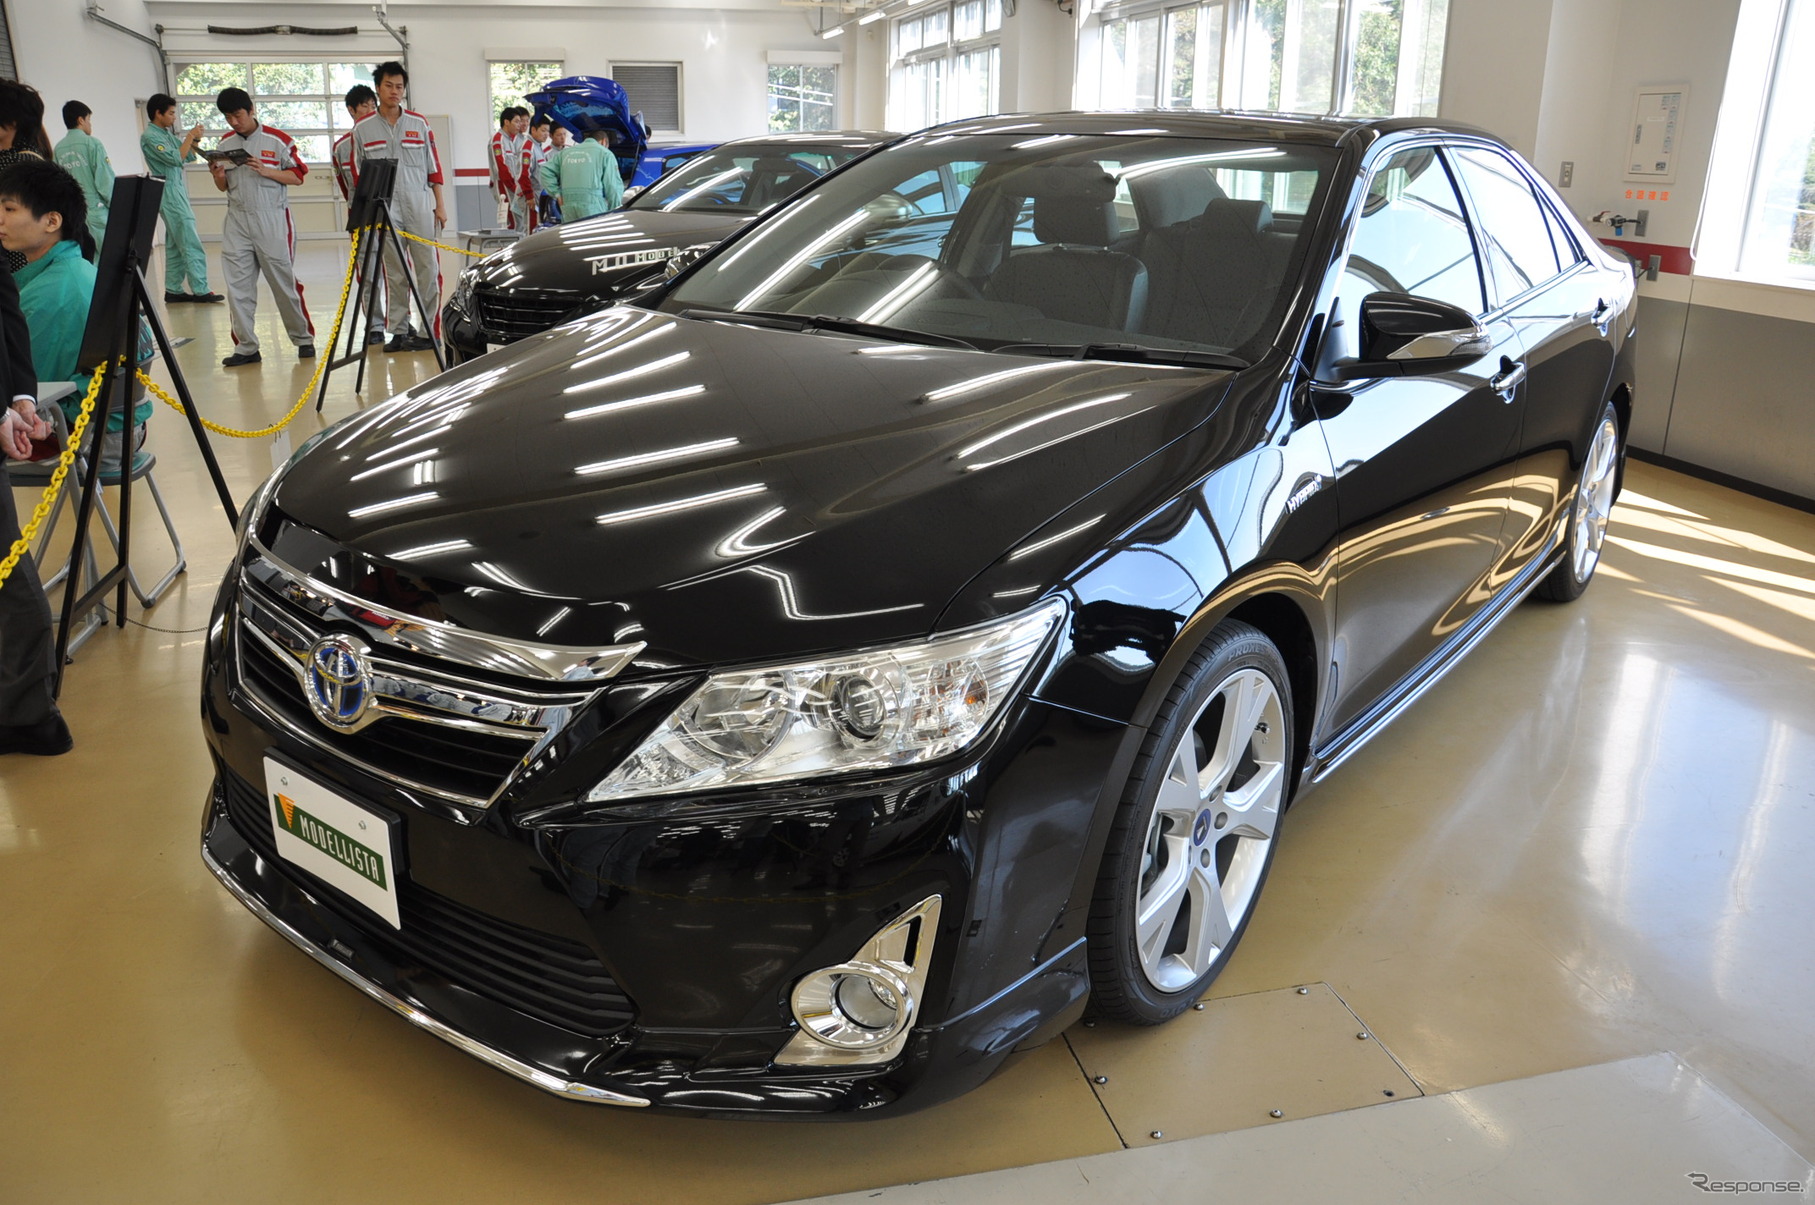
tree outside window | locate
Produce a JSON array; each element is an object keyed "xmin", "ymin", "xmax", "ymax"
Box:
[
  {"xmin": 769, "ymin": 65, "xmax": 838, "ymax": 132},
  {"xmin": 489, "ymin": 62, "xmax": 563, "ymax": 124}
]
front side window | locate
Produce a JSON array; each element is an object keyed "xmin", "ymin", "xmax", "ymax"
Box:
[
  {"xmin": 629, "ymin": 144, "xmax": 869, "ymax": 215},
  {"xmin": 1343, "ymin": 145, "xmax": 1484, "ymax": 317},
  {"xmin": 1450, "ymin": 146, "xmax": 1563, "ymax": 304},
  {"xmin": 663, "ymin": 134, "xmax": 1334, "ymax": 361}
]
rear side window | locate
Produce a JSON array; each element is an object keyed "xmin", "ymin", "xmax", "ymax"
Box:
[
  {"xmin": 1451, "ymin": 147, "xmax": 1563, "ymax": 304},
  {"xmin": 1344, "ymin": 146, "xmax": 1485, "ymax": 316}
]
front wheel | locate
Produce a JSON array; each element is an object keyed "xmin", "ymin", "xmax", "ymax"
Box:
[
  {"xmin": 1535, "ymin": 401, "xmax": 1622, "ymax": 602},
  {"xmin": 1086, "ymin": 620, "xmax": 1294, "ymax": 1024}
]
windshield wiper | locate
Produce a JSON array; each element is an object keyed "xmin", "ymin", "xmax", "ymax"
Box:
[
  {"xmin": 680, "ymin": 309, "xmax": 978, "ymax": 351},
  {"xmin": 993, "ymin": 342, "xmax": 1248, "ymax": 370}
]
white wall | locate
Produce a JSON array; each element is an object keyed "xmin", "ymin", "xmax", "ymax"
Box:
[
  {"xmin": 1439, "ymin": 0, "xmax": 1741, "ymax": 249},
  {"xmin": 1586, "ymin": 0, "xmax": 1742, "ymax": 249},
  {"xmin": 1437, "ymin": 0, "xmax": 1556, "ymax": 157},
  {"xmin": 11, "ymin": 0, "xmax": 167, "ymax": 170}
]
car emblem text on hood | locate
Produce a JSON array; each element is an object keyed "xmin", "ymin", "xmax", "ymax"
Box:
[{"xmin": 590, "ymin": 248, "xmax": 680, "ymax": 275}]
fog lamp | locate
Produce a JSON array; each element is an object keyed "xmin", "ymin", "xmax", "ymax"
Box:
[
  {"xmin": 792, "ymin": 963, "xmax": 915, "ymax": 1049},
  {"xmin": 778, "ymin": 895, "xmax": 942, "ymax": 1067}
]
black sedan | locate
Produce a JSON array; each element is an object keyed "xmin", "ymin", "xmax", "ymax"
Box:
[
  {"xmin": 202, "ymin": 111, "xmax": 1634, "ymax": 1117},
  {"xmin": 441, "ymin": 130, "xmax": 895, "ymax": 363}
]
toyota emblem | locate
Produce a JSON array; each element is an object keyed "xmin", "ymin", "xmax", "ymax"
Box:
[{"xmin": 304, "ymin": 635, "xmax": 371, "ymax": 730}]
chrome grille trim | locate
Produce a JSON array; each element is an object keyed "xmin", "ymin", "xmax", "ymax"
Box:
[
  {"xmin": 228, "ymin": 650, "xmax": 504, "ymax": 812},
  {"xmin": 244, "ymin": 539, "xmax": 645, "ymax": 684},
  {"xmin": 238, "ymin": 591, "xmax": 587, "ymax": 738}
]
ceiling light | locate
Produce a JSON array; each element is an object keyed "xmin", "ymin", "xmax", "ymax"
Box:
[
  {"xmin": 859, "ymin": 8, "xmax": 887, "ymax": 22},
  {"xmin": 821, "ymin": 24, "xmax": 846, "ymax": 37}
]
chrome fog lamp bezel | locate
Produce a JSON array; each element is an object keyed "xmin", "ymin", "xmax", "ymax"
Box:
[
  {"xmin": 791, "ymin": 962, "xmax": 916, "ymax": 1050},
  {"xmin": 778, "ymin": 895, "xmax": 942, "ymax": 1067}
]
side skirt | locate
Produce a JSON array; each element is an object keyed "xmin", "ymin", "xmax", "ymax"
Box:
[{"xmin": 1306, "ymin": 526, "xmax": 1567, "ymax": 785}]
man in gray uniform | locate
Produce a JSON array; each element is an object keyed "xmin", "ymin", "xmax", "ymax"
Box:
[
  {"xmin": 210, "ymin": 87, "xmax": 314, "ymax": 367},
  {"xmin": 352, "ymin": 61, "xmax": 445, "ymax": 352}
]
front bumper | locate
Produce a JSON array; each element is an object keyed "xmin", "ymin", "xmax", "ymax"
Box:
[{"xmin": 201, "ymin": 589, "xmax": 1124, "ymax": 1116}]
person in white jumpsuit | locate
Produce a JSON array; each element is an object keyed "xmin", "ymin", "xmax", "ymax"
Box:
[
  {"xmin": 211, "ymin": 88, "xmax": 315, "ymax": 367},
  {"xmin": 351, "ymin": 61, "xmax": 446, "ymax": 352}
]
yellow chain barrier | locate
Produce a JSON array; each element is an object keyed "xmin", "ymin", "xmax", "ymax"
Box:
[
  {"xmin": 0, "ymin": 360, "xmax": 111, "ymax": 590},
  {"xmin": 399, "ymin": 228, "xmax": 487, "ymax": 258},
  {"xmin": 138, "ymin": 229, "xmax": 364, "ymax": 440}
]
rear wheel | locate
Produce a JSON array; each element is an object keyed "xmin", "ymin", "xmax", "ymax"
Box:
[
  {"xmin": 1087, "ymin": 620, "xmax": 1294, "ymax": 1024},
  {"xmin": 1535, "ymin": 401, "xmax": 1621, "ymax": 603}
]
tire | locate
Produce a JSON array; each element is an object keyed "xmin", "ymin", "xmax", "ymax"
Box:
[
  {"xmin": 1086, "ymin": 619, "xmax": 1294, "ymax": 1024},
  {"xmin": 1535, "ymin": 401, "xmax": 1622, "ymax": 603}
]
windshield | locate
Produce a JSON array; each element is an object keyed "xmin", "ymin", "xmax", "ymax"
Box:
[
  {"xmin": 660, "ymin": 133, "xmax": 1335, "ymax": 361},
  {"xmin": 627, "ymin": 142, "xmax": 873, "ymax": 215}
]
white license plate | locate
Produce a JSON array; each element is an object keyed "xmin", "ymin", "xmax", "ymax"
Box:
[{"xmin": 264, "ymin": 756, "xmax": 402, "ymax": 929}]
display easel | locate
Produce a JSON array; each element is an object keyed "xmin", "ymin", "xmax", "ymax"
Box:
[
  {"xmin": 317, "ymin": 159, "xmax": 447, "ymax": 410},
  {"xmin": 57, "ymin": 174, "xmax": 238, "ymax": 688}
]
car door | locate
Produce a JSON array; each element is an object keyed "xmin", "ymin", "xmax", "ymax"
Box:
[
  {"xmin": 1309, "ymin": 142, "xmax": 1527, "ymax": 737},
  {"xmin": 1450, "ymin": 144, "xmax": 1619, "ymax": 581}
]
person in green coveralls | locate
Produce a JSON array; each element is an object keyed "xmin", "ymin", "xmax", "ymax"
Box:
[
  {"xmin": 140, "ymin": 93, "xmax": 221, "ymax": 304},
  {"xmin": 51, "ymin": 101, "xmax": 112, "ymax": 245},
  {"xmin": 541, "ymin": 127, "xmax": 622, "ymax": 221},
  {"xmin": 0, "ymin": 158, "xmax": 151, "ymax": 474}
]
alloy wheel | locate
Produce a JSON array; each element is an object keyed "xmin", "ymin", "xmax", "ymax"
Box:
[
  {"xmin": 1572, "ymin": 414, "xmax": 1621, "ymax": 582},
  {"xmin": 1134, "ymin": 667, "xmax": 1287, "ymax": 992}
]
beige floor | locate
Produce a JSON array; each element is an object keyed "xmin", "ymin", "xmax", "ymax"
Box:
[{"xmin": 2, "ymin": 245, "xmax": 1812, "ymax": 1202}]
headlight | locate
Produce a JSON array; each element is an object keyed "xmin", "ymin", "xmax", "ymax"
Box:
[
  {"xmin": 587, "ymin": 600, "xmax": 1063, "ymax": 801},
  {"xmin": 235, "ymin": 469, "xmax": 283, "ymax": 547},
  {"xmin": 450, "ymin": 267, "xmax": 478, "ymax": 315}
]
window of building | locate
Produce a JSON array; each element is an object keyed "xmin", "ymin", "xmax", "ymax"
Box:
[
  {"xmin": 1741, "ymin": 0, "xmax": 1815, "ymax": 279},
  {"xmin": 1700, "ymin": 0, "xmax": 1815, "ymax": 284},
  {"xmin": 1087, "ymin": 0, "xmax": 1446, "ymax": 117},
  {"xmin": 488, "ymin": 61, "xmax": 564, "ymax": 125},
  {"xmin": 173, "ymin": 61, "xmax": 378, "ymax": 164},
  {"xmin": 769, "ymin": 64, "xmax": 839, "ymax": 132},
  {"xmin": 888, "ymin": 0, "xmax": 1002, "ymax": 131}
]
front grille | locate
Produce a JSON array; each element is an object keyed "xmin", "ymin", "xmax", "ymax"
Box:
[
  {"xmin": 474, "ymin": 286, "xmax": 590, "ymax": 342},
  {"xmin": 222, "ymin": 767, "xmax": 636, "ymax": 1038},
  {"xmin": 237, "ymin": 624, "xmax": 532, "ymax": 803}
]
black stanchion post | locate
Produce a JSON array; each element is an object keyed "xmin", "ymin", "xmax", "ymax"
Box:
[
  {"xmin": 317, "ymin": 159, "xmax": 447, "ymax": 410},
  {"xmin": 52, "ymin": 174, "xmax": 240, "ymax": 684}
]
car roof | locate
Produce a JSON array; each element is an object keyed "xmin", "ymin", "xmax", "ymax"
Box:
[
  {"xmin": 916, "ymin": 110, "xmax": 1502, "ymax": 150},
  {"xmin": 713, "ymin": 130, "xmax": 899, "ymax": 151}
]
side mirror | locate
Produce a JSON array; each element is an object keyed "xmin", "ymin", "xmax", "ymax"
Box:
[{"xmin": 1332, "ymin": 292, "xmax": 1491, "ymax": 380}]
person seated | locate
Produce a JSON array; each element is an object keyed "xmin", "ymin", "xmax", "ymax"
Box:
[{"xmin": 0, "ymin": 157, "xmax": 150, "ymax": 473}]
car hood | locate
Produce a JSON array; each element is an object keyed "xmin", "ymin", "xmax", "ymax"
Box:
[
  {"xmin": 471, "ymin": 210, "xmax": 754, "ymax": 295},
  {"xmin": 268, "ymin": 308, "xmax": 1236, "ymax": 668}
]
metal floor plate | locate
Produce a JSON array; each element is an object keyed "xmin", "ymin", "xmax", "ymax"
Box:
[
  {"xmin": 786, "ymin": 1053, "xmax": 1815, "ymax": 1204},
  {"xmin": 1066, "ymin": 982, "xmax": 1421, "ymax": 1146}
]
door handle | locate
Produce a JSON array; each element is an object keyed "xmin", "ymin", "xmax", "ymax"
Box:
[
  {"xmin": 1490, "ymin": 358, "xmax": 1527, "ymax": 400},
  {"xmin": 1590, "ymin": 299, "xmax": 1613, "ymax": 336}
]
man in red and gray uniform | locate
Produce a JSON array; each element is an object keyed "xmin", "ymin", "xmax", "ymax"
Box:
[
  {"xmin": 489, "ymin": 107, "xmax": 532, "ymax": 230},
  {"xmin": 352, "ymin": 61, "xmax": 445, "ymax": 353},
  {"xmin": 211, "ymin": 87, "xmax": 314, "ymax": 368},
  {"xmin": 331, "ymin": 83, "xmax": 384, "ymax": 346}
]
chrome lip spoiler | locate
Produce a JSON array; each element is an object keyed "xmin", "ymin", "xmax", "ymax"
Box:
[{"xmin": 201, "ymin": 836, "xmax": 650, "ymax": 1108}]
